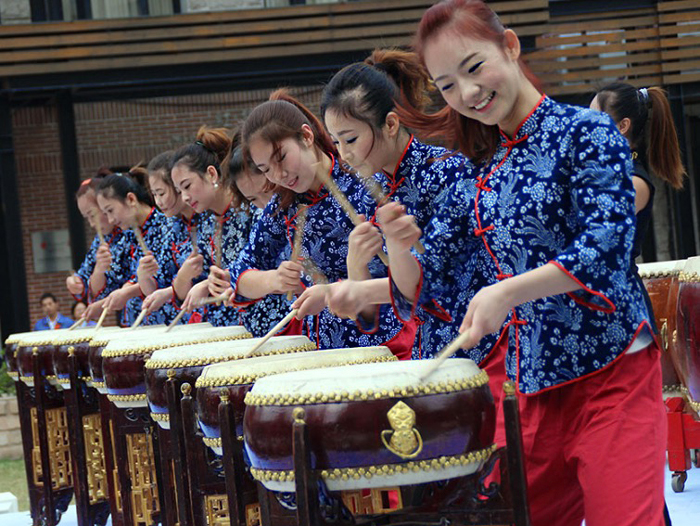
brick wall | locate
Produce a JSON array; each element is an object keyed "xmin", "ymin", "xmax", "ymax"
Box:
[
  {"xmin": 0, "ymin": 395, "xmax": 22, "ymax": 459},
  {"xmin": 12, "ymin": 85, "xmax": 324, "ymax": 328}
]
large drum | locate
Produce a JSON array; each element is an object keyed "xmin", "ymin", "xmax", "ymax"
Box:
[
  {"xmin": 196, "ymin": 346, "xmax": 396, "ymax": 455},
  {"xmin": 15, "ymin": 330, "xmax": 76, "ymax": 387},
  {"xmin": 638, "ymin": 259, "xmax": 686, "ymax": 388},
  {"xmin": 4, "ymin": 331, "xmax": 35, "ymax": 381},
  {"xmin": 244, "ymin": 359, "xmax": 496, "ymax": 492},
  {"xmin": 87, "ymin": 323, "xmax": 211, "ymax": 394},
  {"xmin": 102, "ymin": 325, "xmax": 251, "ymax": 408},
  {"xmin": 51, "ymin": 327, "xmax": 120, "ymax": 390},
  {"xmin": 677, "ymin": 257, "xmax": 700, "ymax": 410},
  {"xmin": 145, "ymin": 335, "xmax": 316, "ymax": 429}
]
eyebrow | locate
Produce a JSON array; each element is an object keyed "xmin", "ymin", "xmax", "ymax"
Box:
[
  {"xmin": 336, "ymin": 129, "xmax": 354, "ymax": 136},
  {"xmin": 433, "ymin": 52, "xmax": 478, "ymax": 83}
]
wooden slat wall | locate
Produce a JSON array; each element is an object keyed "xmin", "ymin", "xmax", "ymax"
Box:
[
  {"xmin": 0, "ymin": 0, "xmax": 549, "ymax": 79},
  {"xmin": 526, "ymin": 0, "xmax": 700, "ymax": 96}
]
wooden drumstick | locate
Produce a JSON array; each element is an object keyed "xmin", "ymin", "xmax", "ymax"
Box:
[
  {"xmin": 164, "ymin": 308, "xmax": 188, "ymax": 332},
  {"xmin": 67, "ymin": 316, "xmax": 86, "ymax": 331},
  {"xmin": 214, "ymin": 220, "xmax": 223, "ymax": 268},
  {"xmin": 130, "ymin": 309, "xmax": 147, "ymax": 329},
  {"xmin": 190, "ymin": 224, "xmax": 198, "ymax": 256},
  {"xmin": 132, "ymin": 223, "xmax": 149, "ymax": 254},
  {"xmin": 287, "ymin": 206, "xmax": 308, "ymax": 301},
  {"xmin": 316, "ymin": 168, "xmax": 389, "ymax": 266},
  {"xmin": 243, "ymin": 309, "xmax": 298, "ymax": 358},
  {"xmin": 360, "ymin": 175, "xmax": 425, "ymax": 255},
  {"xmin": 419, "ymin": 330, "xmax": 471, "ymax": 381},
  {"xmin": 164, "ymin": 291, "xmax": 231, "ymax": 332},
  {"xmin": 95, "ymin": 307, "xmax": 109, "ymax": 330},
  {"xmin": 95, "ymin": 214, "xmax": 105, "ymax": 246}
]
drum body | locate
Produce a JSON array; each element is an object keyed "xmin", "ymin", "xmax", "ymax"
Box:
[
  {"xmin": 639, "ymin": 260, "xmax": 685, "ymax": 387},
  {"xmin": 244, "ymin": 359, "xmax": 496, "ymax": 492},
  {"xmin": 4, "ymin": 331, "xmax": 34, "ymax": 381},
  {"xmin": 102, "ymin": 326, "xmax": 251, "ymax": 408},
  {"xmin": 52, "ymin": 328, "xmax": 120, "ymax": 390},
  {"xmin": 145, "ymin": 335, "xmax": 316, "ymax": 429},
  {"xmin": 677, "ymin": 257, "xmax": 700, "ymax": 407},
  {"xmin": 196, "ymin": 347, "xmax": 396, "ymax": 455},
  {"xmin": 16, "ymin": 331, "xmax": 71, "ymax": 386}
]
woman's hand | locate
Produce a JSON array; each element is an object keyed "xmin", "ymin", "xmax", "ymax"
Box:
[
  {"xmin": 272, "ymin": 261, "xmax": 304, "ymax": 295},
  {"xmin": 181, "ymin": 281, "xmax": 211, "ymax": 312},
  {"xmin": 142, "ymin": 288, "xmax": 173, "ymax": 315},
  {"xmin": 103, "ymin": 287, "xmax": 131, "ymax": 312},
  {"xmin": 347, "ymin": 215, "xmax": 383, "ymax": 277},
  {"xmin": 292, "ymin": 284, "xmax": 330, "ymax": 318},
  {"xmin": 94, "ymin": 244, "xmax": 113, "ymax": 273},
  {"xmin": 66, "ymin": 275, "xmax": 84, "ymax": 296},
  {"xmin": 459, "ymin": 282, "xmax": 513, "ymax": 348},
  {"xmin": 84, "ymin": 299, "xmax": 106, "ymax": 320},
  {"xmin": 137, "ymin": 251, "xmax": 159, "ymax": 283},
  {"xmin": 325, "ymin": 280, "xmax": 368, "ymax": 319},
  {"xmin": 208, "ymin": 265, "xmax": 231, "ymax": 297},
  {"xmin": 178, "ymin": 253, "xmax": 204, "ymax": 283},
  {"xmin": 377, "ymin": 202, "xmax": 421, "ymax": 254}
]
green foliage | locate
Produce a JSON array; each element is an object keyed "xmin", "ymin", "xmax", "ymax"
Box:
[{"xmin": 0, "ymin": 354, "xmax": 16, "ymax": 395}]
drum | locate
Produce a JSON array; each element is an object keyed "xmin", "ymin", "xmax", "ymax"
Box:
[
  {"xmin": 102, "ymin": 325, "xmax": 251, "ymax": 408},
  {"xmin": 638, "ymin": 259, "xmax": 685, "ymax": 387},
  {"xmin": 3, "ymin": 331, "xmax": 34, "ymax": 381},
  {"xmin": 196, "ymin": 346, "xmax": 396, "ymax": 455},
  {"xmin": 244, "ymin": 359, "xmax": 496, "ymax": 492},
  {"xmin": 145, "ymin": 335, "xmax": 316, "ymax": 429},
  {"xmin": 87, "ymin": 323, "xmax": 211, "ymax": 394},
  {"xmin": 15, "ymin": 330, "xmax": 75, "ymax": 386},
  {"xmin": 51, "ymin": 327, "xmax": 120, "ymax": 390},
  {"xmin": 677, "ymin": 257, "xmax": 700, "ymax": 409}
]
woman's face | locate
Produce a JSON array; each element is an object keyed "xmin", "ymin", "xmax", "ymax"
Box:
[
  {"xmin": 77, "ymin": 191, "xmax": 112, "ymax": 234},
  {"xmin": 73, "ymin": 302, "xmax": 87, "ymax": 320},
  {"xmin": 149, "ymin": 172, "xmax": 185, "ymax": 217},
  {"xmin": 236, "ymin": 172, "xmax": 274, "ymax": 209},
  {"xmin": 96, "ymin": 193, "xmax": 136, "ymax": 230},
  {"xmin": 423, "ymin": 29, "xmax": 523, "ymax": 132},
  {"xmin": 248, "ymin": 127, "xmax": 318, "ymax": 194},
  {"xmin": 171, "ymin": 164, "xmax": 217, "ymax": 214},
  {"xmin": 325, "ymin": 110, "xmax": 392, "ymax": 177}
]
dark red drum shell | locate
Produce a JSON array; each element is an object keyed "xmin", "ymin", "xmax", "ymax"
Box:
[
  {"xmin": 145, "ymin": 365, "xmax": 207, "ymax": 414},
  {"xmin": 196, "ymin": 383, "xmax": 252, "ymax": 440},
  {"xmin": 244, "ymin": 385, "xmax": 495, "ymax": 472},
  {"xmin": 16, "ymin": 343, "xmax": 55, "ymax": 378},
  {"xmin": 102, "ymin": 353, "xmax": 149, "ymax": 394},
  {"xmin": 642, "ymin": 275, "xmax": 681, "ymax": 387},
  {"xmin": 53, "ymin": 342, "xmax": 91, "ymax": 381},
  {"xmin": 676, "ymin": 280, "xmax": 700, "ymax": 400},
  {"xmin": 88, "ymin": 344, "xmax": 106, "ymax": 382},
  {"xmin": 4, "ymin": 343, "xmax": 18, "ymax": 374}
]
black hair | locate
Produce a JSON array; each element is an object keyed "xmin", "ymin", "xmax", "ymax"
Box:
[
  {"xmin": 96, "ymin": 168, "xmax": 154, "ymax": 206},
  {"xmin": 39, "ymin": 292, "xmax": 57, "ymax": 303}
]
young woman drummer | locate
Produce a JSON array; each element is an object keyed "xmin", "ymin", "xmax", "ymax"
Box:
[
  {"xmin": 95, "ymin": 170, "xmax": 174, "ymax": 326},
  {"xmin": 228, "ymin": 89, "xmax": 410, "ymax": 352},
  {"xmin": 294, "ymin": 48, "xmax": 472, "ymax": 360},
  {"xmin": 140, "ymin": 151, "xmax": 203, "ymax": 322},
  {"xmin": 369, "ymin": 1, "xmax": 662, "ymax": 525},
  {"xmin": 67, "ymin": 174, "xmax": 125, "ymax": 307}
]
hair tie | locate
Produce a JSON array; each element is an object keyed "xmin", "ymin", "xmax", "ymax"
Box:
[
  {"xmin": 80, "ymin": 178, "xmax": 92, "ymax": 187},
  {"xmin": 639, "ymin": 88, "xmax": 650, "ymax": 105}
]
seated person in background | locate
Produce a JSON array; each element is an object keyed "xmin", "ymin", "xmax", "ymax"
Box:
[{"xmin": 34, "ymin": 292, "xmax": 74, "ymax": 330}]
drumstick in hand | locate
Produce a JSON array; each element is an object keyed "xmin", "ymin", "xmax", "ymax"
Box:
[
  {"xmin": 315, "ymin": 167, "xmax": 389, "ymax": 266},
  {"xmin": 132, "ymin": 223, "xmax": 149, "ymax": 254},
  {"xmin": 419, "ymin": 330, "xmax": 471, "ymax": 381},
  {"xmin": 129, "ymin": 309, "xmax": 147, "ymax": 330},
  {"xmin": 95, "ymin": 307, "xmax": 109, "ymax": 330},
  {"xmin": 68, "ymin": 317, "xmax": 86, "ymax": 331},
  {"xmin": 190, "ymin": 224, "xmax": 198, "ymax": 256},
  {"xmin": 164, "ymin": 291, "xmax": 232, "ymax": 332},
  {"xmin": 95, "ymin": 215, "xmax": 105, "ymax": 246},
  {"xmin": 287, "ymin": 206, "xmax": 308, "ymax": 301},
  {"xmin": 243, "ymin": 309, "xmax": 299, "ymax": 358},
  {"xmin": 360, "ymin": 175, "xmax": 425, "ymax": 255}
]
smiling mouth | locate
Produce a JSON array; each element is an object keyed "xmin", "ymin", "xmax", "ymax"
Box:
[
  {"xmin": 286, "ymin": 176, "xmax": 299, "ymax": 190},
  {"xmin": 473, "ymin": 91, "xmax": 496, "ymax": 111}
]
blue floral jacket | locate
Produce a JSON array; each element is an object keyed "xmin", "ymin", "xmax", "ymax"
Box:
[
  {"xmin": 81, "ymin": 227, "xmax": 126, "ymax": 303},
  {"xmin": 392, "ymin": 95, "xmax": 652, "ymax": 394},
  {"xmin": 230, "ymin": 156, "xmax": 405, "ymax": 349}
]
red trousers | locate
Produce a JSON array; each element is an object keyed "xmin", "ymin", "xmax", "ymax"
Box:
[{"xmin": 492, "ymin": 344, "xmax": 666, "ymax": 526}]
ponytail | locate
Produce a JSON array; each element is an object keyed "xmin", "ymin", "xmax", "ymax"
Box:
[
  {"xmin": 171, "ymin": 126, "xmax": 232, "ymax": 181},
  {"xmin": 96, "ymin": 165, "xmax": 154, "ymax": 207}
]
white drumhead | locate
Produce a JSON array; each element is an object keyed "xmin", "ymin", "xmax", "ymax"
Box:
[
  {"xmin": 681, "ymin": 256, "xmax": 700, "ymax": 279},
  {"xmin": 196, "ymin": 346, "xmax": 395, "ymax": 388},
  {"xmin": 89, "ymin": 322, "xmax": 212, "ymax": 346},
  {"xmin": 5, "ymin": 331, "xmax": 36, "ymax": 345},
  {"xmin": 147, "ymin": 335, "xmax": 315, "ymax": 370},
  {"xmin": 638, "ymin": 259, "xmax": 686, "ymax": 278},
  {"xmin": 248, "ymin": 358, "xmax": 483, "ymax": 404},
  {"xmin": 51, "ymin": 326, "xmax": 121, "ymax": 345}
]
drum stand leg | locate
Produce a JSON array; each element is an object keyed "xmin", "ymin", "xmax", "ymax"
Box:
[
  {"xmin": 218, "ymin": 390, "xmax": 247, "ymax": 526},
  {"xmin": 502, "ymin": 381, "xmax": 531, "ymax": 526},
  {"xmin": 98, "ymin": 395, "xmax": 125, "ymax": 526},
  {"xmin": 180, "ymin": 383, "xmax": 206, "ymax": 526},
  {"xmin": 292, "ymin": 409, "xmax": 320, "ymax": 526},
  {"xmin": 66, "ymin": 352, "xmax": 110, "ymax": 526},
  {"xmin": 15, "ymin": 380, "xmax": 43, "ymax": 525},
  {"xmin": 166, "ymin": 374, "xmax": 193, "ymax": 526}
]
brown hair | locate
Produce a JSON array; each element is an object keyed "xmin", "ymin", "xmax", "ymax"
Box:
[
  {"xmin": 171, "ymin": 126, "xmax": 232, "ymax": 182},
  {"xmin": 595, "ymin": 83, "xmax": 685, "ymax": 189},
  {"xmin": 403, "ymin": 0, "xmax": 541, "ymax": 165},
  {"xmin": 146, "ymin": 150, "xmax": 176, "ymax": 191},
  {"xmin": 242, "ymin": 89, "xmax": 338, "ymax": 210},
  {"xmin": 220, "ymin": 130, "xmax": 261, "ymax": 211}
]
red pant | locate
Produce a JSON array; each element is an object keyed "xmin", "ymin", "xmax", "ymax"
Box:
[{"xmin": 493, "ymin": 344, "xmax": 666, "ymax": 526}]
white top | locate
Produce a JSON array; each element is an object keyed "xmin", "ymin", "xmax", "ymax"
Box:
[
  {"xmin": 146, "ymin": 335, "xmax": 316, "ymax": 369},
  {"xmin": 196, "ymin": 346, "xmax": 395, "ymax": 387}
]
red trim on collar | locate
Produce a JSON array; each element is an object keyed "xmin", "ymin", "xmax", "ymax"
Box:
[
  {"xmin": 387, "ymin": 134, "xmax": 414, "ymax": 179},
  {"xmin": 500, "ymin": 93, "xmax": 546, "ymax": 143}
]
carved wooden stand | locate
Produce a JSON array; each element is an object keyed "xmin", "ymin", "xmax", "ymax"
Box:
[{"xmin": 274, "ymin": 381, "xmax": 531, "ymax": 526}]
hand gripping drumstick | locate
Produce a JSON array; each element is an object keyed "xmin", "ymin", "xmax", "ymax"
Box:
[
  {"xmin": 419, "ymin": 330, "xmax": 471, "ymax": 381},
  {"xmin": 163, "ymin": 291, "xmax": 231, "ymax": 332},
  {"xmin": 243, "ymin": 309, "xmax": 299, "ymax": 358},
  {"xmin": 360, "ymin": 175, "xmax": 425, "ymax": 255},
  {"xmin": 315, "ymin": 168, "xmax": 389, "ymax": 266},
  {"xmin": 287, "ymin": 206, "xmax": 309, "ymax": 301}
]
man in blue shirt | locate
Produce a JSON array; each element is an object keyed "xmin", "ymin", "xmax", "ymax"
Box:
[{"xmin": 34, "ymin": 293, "xmax": 73, "ymax": 330}]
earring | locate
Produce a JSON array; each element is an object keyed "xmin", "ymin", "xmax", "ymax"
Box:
[{"xmin": 214, "ymin": 182, "xmax": 219, "ymax": 188}]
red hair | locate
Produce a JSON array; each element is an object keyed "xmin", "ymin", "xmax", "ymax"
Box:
[{"xmin": 400, "ymin": 0, "xmax": 541, "ymax": 165}]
